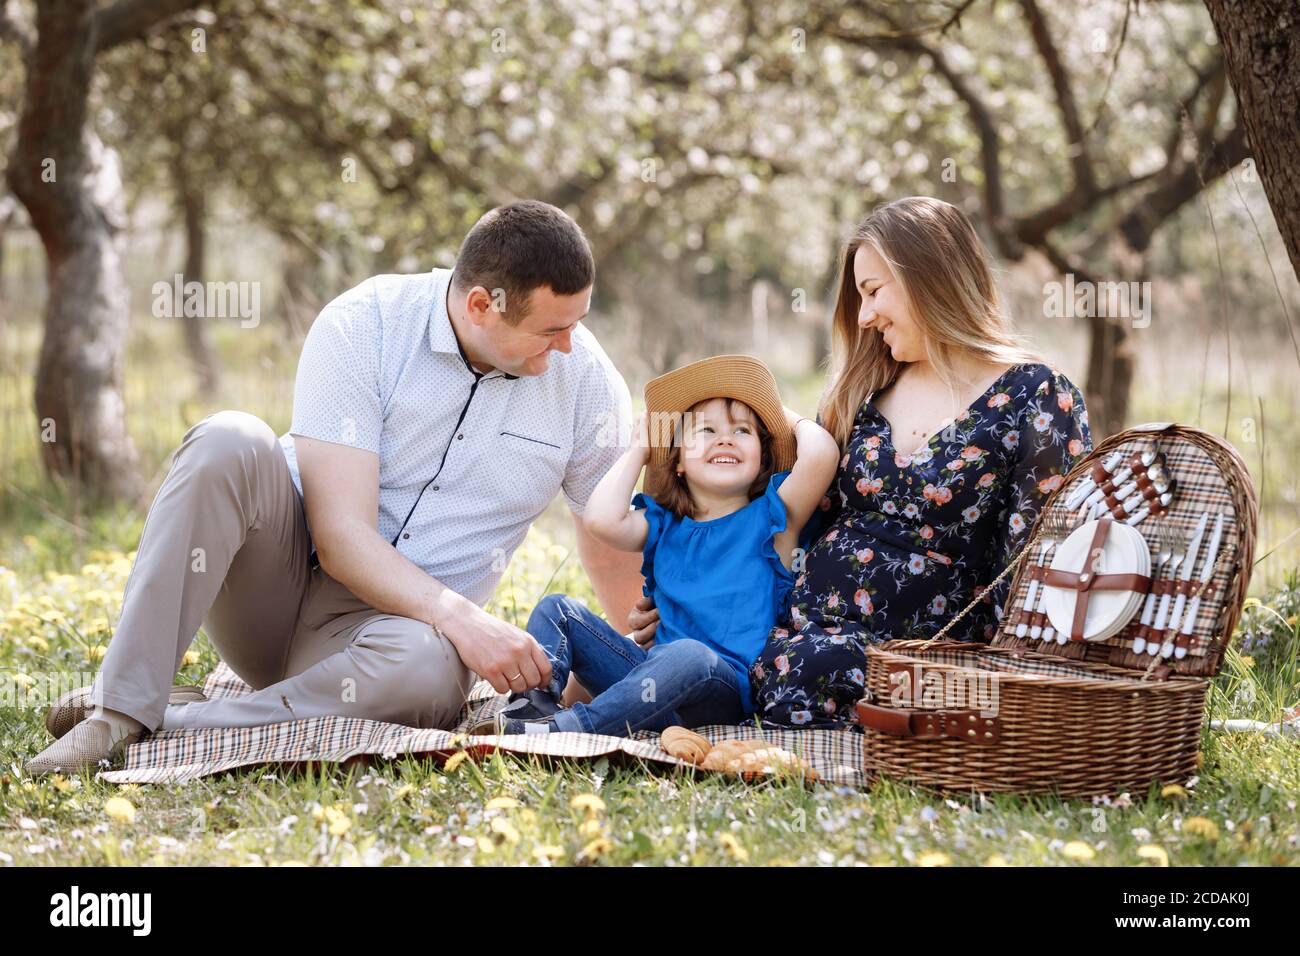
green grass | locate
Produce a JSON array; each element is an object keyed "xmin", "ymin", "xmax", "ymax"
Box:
[{"xmin": 1, "ymin": 313, "xmax": 1298, "ymax": 866}]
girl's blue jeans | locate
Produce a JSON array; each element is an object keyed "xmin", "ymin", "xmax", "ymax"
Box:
[{"xmin": 526, "ymin": 593, "xmax": 747, "ymax": 736}]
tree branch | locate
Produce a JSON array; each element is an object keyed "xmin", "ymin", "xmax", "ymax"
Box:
[
  {"xmin": 1018, "ymin": 0, "xmax": 1096, "ymax": 196},
  {"xmin": 1119, "ymin": 119, "xmax": 1249, "ymax": 251},
  {"xmin": 822, "ymin": 17, "xmax": 1014, "ymax": 253},
  {"xmin": 95, "ymin": 0, "xmax": 201, "ymax": 52}
]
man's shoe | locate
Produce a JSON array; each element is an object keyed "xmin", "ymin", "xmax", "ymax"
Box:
[
  {"xmin": 44, "ymin": 684, "xmax": 207, "ymax": 740},
  {"xmin": 25, "ymin": 718, "xmax": 142, "ymax": 776},
  {"xmin": 468, "ymin": 688, "xmax": 563, "ymax": 735}
]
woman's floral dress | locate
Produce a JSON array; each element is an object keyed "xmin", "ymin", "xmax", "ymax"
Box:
[{"xmin": 750, "ymin": 362, "xmax": 1092, "ymax": 728}]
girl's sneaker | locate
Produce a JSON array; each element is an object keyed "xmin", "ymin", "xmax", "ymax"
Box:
[
  {"xmin": 469, "ymin": 688, "xmax": 563, "ymax": 735},
  {"xmin": 498, "ymin": 715, "xmax": 559, "ymax": 735}
]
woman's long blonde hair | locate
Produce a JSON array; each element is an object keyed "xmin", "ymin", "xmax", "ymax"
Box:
[{"xmin": 819, "ymin": 197, "xmax": 1044, "ymax": 449}]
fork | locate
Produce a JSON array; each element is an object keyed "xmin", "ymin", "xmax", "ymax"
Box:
[
  {"xmin": 1012, "ymin": 510, "xmax": 1070, "ymax": 641},
  {"xmin": 1141, "ymin": 524, "xmax": 1187, "ymax": 655},
  {"xmin": 1131, "ymin": 523, "xmax": 1177, "ymax": 654}
]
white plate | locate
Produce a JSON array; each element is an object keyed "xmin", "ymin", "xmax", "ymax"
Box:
[{"xmin": 1043, "ymin": 519, "xmax": 1150, "ymax": 642}]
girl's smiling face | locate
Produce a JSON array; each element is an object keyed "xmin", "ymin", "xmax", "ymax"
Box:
[
  {"xmin": 677, "ymin": 398, "xmax": 764, "ymax": 500},
  {"xmin": 853, "ymin": 243, "xmax": 925, "ymax": 362}
]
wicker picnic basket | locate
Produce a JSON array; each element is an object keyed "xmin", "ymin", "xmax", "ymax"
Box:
[{"xmin": 854, "ymin": 422, "xmax": 1258, "ymax": 798}]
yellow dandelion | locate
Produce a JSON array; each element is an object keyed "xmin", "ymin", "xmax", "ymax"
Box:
[
  {"xmin": 1239, "ymin": 656, "xmax": 1255, "ymax": 670},
  {"xmin": 50, "ymin": 774, "xmax": 72, "ymax": 793},
  {"xmin": 36, "ymin": 595, "xmax": 55, "ymax": 609},
  {"xmin": 311, "ymin": 806, "xmax": 326, "ymax": 821},
  {"xmin": 26, "ymin": 636, "xmax": 49, "ymax": 652},
  {"xmin": 104, "ymin": 796, "xmax": 136, "ymax": 824},
  {"xmin": 985, "ymin": 854, "xmax": 1010, "ymax": 867},
  {"xmin": 443, "ymin": 751, "xmax": 469, "ymax": 773},
  {"xmin": 491, "ymin": 817, "xmax": 521, "ymax": 844},
  {"xmin": 1061, "ymin": 841, "xmax": 1096, "ymax": 861},
  {"xmin": 718, "ymin": 832, "xmax": 749, "ymax": 862},
  {"xmin": 181, "ymin": 650, "xmax": 201, "ymax": 667},
  {"xmin": 570, "ymin": 793, "xmax": 606, "ymax": 814},
  {"xmin": 533, "ymin": 844, "xmax": 564, "ymax": 862},
  {"xmin": 577, "ymin": 837, "xmax": 613, "ymax": 862},
  {"xmin": 1183, "ymin": 817, "xmax": 1219, "ymax": 842},
  {"xmin": 325, "ymin": 806, "xmax": 351, "ymax": 836},
  {"xmin": 1136, "ymin": 845, "xmax": 1169, "ymax": 866},
  {"xmin": 486, "ymin": 796, "xmax": 521, "ymax": 811},
  {"xmin": 916, "ymin": 851, "xmax": 950, "ymax": 867},
  {"xmin": 1160, "ymin": 784, "xmax": 1187, "ymax": 800},
  {"xmin": 85, "ymin": 645, "xmax": 106, "ymax": 662},
  {"xmin": 392, "ymin": 784, "xmax": 415, "ymax": 800},
  {"xmin": 12, "ymin": 673, "xmax": 35, "ymax": 689}
]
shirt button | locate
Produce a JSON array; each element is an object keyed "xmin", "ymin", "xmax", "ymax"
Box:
[
  {"xmin": 457, "ymin": 433, "xmax": 464, "ymax": 440},
  {"xmin": 402, "ymin": 533, "xmax": 410, "ymax": 539},
  {"xmin": 432, "ymin": 485, "xmax": 440, "ymax": 491}
]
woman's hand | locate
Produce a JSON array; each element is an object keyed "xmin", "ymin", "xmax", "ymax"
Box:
[{"xmin": 627, "ymin": 594, "xmax": 659, "ymax": 647}]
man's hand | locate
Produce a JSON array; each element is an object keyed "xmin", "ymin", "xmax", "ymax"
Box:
[
  {"xmin": 434, "ymin": 592, "xmax": 553, "ymax": 695},
  {"xmin": 627, "ymin": 594, "xmax": 659, "ymax": 648}
]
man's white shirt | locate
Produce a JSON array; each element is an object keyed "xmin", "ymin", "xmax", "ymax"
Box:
[{"xmin": 279, "ymin": 267, "xmax": 632, "ymax": 607}]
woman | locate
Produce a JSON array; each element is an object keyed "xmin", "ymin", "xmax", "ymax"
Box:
[{"xmin": 631, "ymin": 197, "xmax": 1092, "ymax": 729}]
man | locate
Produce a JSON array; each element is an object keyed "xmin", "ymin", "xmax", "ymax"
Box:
[{"xmin": 27, "ymin": 200, "xmax": 642, "ymax": 774}]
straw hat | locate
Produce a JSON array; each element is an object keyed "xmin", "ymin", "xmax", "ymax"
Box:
[{"xmin": 642, "ymin": 354, "xmax": 797, "ymax": 501}]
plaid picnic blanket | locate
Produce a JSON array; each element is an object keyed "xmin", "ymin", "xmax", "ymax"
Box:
[{"xmin": 98, "ymin": 663, "xmax": 866, "ymax": 786}]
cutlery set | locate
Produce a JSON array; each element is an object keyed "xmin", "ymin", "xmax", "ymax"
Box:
[
  {"xmin": 1063, "ymin": 443, "xmax": 1175, "ymax": 527},
  {"xmin": 1011, "ymin": 441, "xmax": 1228, "ymax": 660}
]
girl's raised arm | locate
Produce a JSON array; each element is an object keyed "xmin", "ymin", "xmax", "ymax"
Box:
[
  {"xmin": 774, "ymin": 408, "xmax": 841, "ymax": 565},
  {"xmin": 582, "ymin": 413, "xmax": 652, "ymax": 552}
]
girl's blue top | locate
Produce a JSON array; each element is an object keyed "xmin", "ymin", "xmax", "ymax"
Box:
[{"xmin": 632, "ymin": 471, "xmax": 796, "ymax": 715}]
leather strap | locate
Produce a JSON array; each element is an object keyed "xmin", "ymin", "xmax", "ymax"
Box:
[
  {"xmin": 1040, "ymin": 518, "xmax": 1152, "ymax": 641},
  {"xmin": 855, "ymin": 701, "xmax": 1001, "ymax": 743}
]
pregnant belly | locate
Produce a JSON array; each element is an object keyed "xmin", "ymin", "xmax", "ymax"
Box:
[{"xmin": 787, "ymin": 519, "xmax": 973, "ymax": 625}]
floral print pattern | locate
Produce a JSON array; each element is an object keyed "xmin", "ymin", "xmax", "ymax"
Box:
[{"xmin": 750, "ymin": 362, "xmax": 1092, "ymax": 728}]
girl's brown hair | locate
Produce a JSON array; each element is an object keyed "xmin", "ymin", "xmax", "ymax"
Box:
[
  {"xmin": 658, "ymin": 398, "xmax": 776, "ymax": 519},
  {"xmin": 819, "ymin": 197, "xmax": 1043, "ymax": 449}
]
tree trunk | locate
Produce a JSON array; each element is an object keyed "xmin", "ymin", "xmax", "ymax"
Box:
[
  {"xmin": 1203, "ymin": 0, "xmax": 1300, "ymax": 279},
  {"xmin": 173, "ymin": 155, "xmax": 220, "ymax": 394},
  {"xmin": 7, "ymin": 0, "xmax": 140, "ymax": 501},
  {"xmin": 1083, "ymin": 313, "xmax": 1136, "ymax": 441},
  {"xmin": 277, "ymin": 232, "xmax": 323, "ymax": 337}
]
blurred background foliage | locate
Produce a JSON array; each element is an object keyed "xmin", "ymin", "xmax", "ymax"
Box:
[{"xmin": 1, "ymin": 0, "xmax": 1298, "ymax": 585}]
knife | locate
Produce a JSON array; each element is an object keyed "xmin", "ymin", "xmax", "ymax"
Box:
[
  {"xmin": 1173, "ymin": 512, "xmax": 1225, "ymax": 660},
  {"xmin": 1154, "ymin": 512, "xmax": 1209, "ymax": 657}
]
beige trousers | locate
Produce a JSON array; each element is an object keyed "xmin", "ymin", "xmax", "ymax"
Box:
[{"xmin": 92, "ymin": 410, "xmax": 473, "ymax": 732}]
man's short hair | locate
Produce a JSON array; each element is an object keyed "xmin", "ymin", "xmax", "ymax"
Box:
[{"xmin": 451, "ymin": 200, "xmax": 595, "ymax": 323}]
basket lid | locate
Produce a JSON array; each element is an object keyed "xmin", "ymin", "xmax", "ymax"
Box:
[{"xmin": 989, "ymin": 422, "xmax": 1258, "ymax": 680}]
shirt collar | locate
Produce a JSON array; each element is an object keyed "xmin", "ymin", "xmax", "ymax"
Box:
[
  {"xmin": 428, "ymin": 268, "xmax": 463, "ymax": 357},
  {"xmin": 429, "ymin": 268, "xmax": 518, "ymax": 381}
]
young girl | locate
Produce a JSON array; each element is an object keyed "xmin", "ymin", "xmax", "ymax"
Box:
[{"xmin": 485, "ymin": 354, "xmax": 839, "ymax": 736}]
